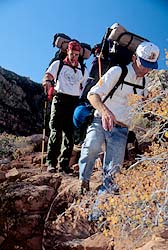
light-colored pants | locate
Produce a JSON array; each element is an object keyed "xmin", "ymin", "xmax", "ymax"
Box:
[{"xmin": 79, "ymin": 117, "xmax": 128, "ymax": 182}]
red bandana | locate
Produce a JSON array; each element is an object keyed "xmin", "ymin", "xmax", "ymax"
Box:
[
  {"xmin": 63, "ymin": 56, "xmax": 79, "ymax": 67},
  {"xmin": 68, "ymin": 41, "xmax": 81, "ymax": 52}
]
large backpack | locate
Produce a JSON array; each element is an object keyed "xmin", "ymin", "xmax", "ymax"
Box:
[
  {"xmin": 48, "ymin": 33, "xmax": 92, "ymax": 78},
  {"xmin": 73, "ymin": 23, "xmax": 148, "ymax": 129},
  {"xmin": 46, "ymin": 33, "xmax": 91, "ymax": 100},
  {"xmin": 80, "ymin": 23, "xmax": 149, "ymax": 102}
]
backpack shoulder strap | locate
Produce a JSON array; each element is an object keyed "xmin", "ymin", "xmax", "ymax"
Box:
[
  {"xmin": 57, "ymin": 60, "xmax": 86, "ymax": 78},
  {"xmin": 76, "ymin": 57, "xmax": 86, "ymax": 76},
  {"xmin": 55, "ymin": 60, "xmax": 64, "ymax": 81},
  {"xmin": 80, "ymin": 62, "xmax": 86, "ymax": 76},
  {"xmin": 103, "ymin": 65, "xmax": 128, "ymax": 103},
  {"xmin": 123, "ymin": 77, "xmax": 146, "ymax": 93},
  {"xmin": 133, "ymin": 77, "xmax": 145, "ymax": 94}
]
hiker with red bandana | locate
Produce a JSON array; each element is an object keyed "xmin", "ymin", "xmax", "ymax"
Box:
[{"xmin": 42, "ymin": 41, "xmax": 88, "ymax": 173}]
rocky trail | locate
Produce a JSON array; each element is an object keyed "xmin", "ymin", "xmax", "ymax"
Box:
[{"xmin": 0, "ymin": 133, "xmax": 167, "ymax": 250}]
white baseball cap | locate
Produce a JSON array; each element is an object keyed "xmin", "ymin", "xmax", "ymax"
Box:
[{"xmin": 136, "ymin": 41, "xmax": 160, "ymax": 69}]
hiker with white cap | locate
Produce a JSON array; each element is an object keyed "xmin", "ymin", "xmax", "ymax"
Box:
[
  {"xmin": 78, "ymin": 41, "xmax": 160, "ymax": 195},
  {"xmin": 136, "ymin": 41, "xmax": 159, "ymax": 70}
]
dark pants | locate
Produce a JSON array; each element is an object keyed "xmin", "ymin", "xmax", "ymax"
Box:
[{"xmin": 47, "ymin": 93, "xmax": 79, "ymax": 169}]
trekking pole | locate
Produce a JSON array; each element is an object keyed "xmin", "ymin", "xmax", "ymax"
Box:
[{"xmin": 41, "ymin": 93, "xmax": 47, "ymax": 172}]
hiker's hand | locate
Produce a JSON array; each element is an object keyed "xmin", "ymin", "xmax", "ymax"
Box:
[
  {"xmin": 42, "ymin": 80, "xmax": 52, "ymax": 95},
  {"xmin": 102, "ymin": 109, "xmax": 117, "ymax": 131},
  {"xmin": 88, "ymin": 93, "xmax": 117, "ymax": 130},
  {"xmin": 42, "ymin": 73, "xmax": 54, "ymax": 95}
]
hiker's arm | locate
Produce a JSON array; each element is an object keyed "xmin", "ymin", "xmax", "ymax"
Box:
[
  {"xmin": 42, "ymin": 73, "xmax": 54, "ymax": 93},
  {"xmin": 88, "ymin": 93, "xmax": 117, "ymax": 131}
]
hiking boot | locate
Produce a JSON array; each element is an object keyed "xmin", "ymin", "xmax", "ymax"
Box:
[
  {"xmin": 47, "ymin": 165, "xmax": 57, "ymax": 173},
  {"xmin": 80, "ymin": 180, "xmax": 90, "ymax": 195},
  {"xmin": 103, "ymin": 176, "xmax": 120, "ymax": 195},
  {"xmin": 59, "ymin": 166, "xmax": 74, "ymax": 174},
  {"xmin": 106, "ymin": 182, "xmax": 119, "ymax": 195}
]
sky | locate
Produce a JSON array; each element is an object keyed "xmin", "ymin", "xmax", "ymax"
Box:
[{"xmin": 0, "ymin": 0, "xmax": 168, "ymax": 83}]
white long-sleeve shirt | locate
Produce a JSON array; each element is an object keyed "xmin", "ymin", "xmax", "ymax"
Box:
[
  {"xmin": 88, "ymin": 63, "xmax": 148, "ymax": 127},
  {"xmin": 46, "ymin": 60, "xmax": 89, "ymax": 96}
]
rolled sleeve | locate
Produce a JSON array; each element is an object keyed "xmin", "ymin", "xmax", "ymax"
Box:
[
  {"xmin": 46, "ymin": 60, "xmax": 60, "ymax": 79},
  {"xmin": 88, "ymin": 66, "xmax": 122, "ymax": 100}
]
